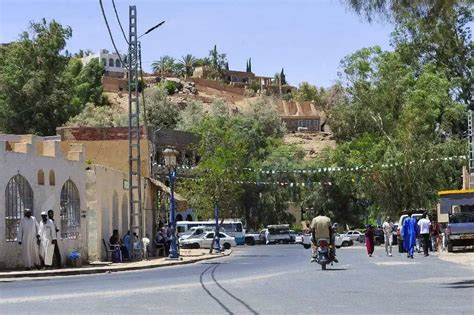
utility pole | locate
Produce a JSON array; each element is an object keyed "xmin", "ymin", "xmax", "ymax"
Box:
[{"xmin": 128, "ymin": 5, "xmax": 143, "ymax": 259}]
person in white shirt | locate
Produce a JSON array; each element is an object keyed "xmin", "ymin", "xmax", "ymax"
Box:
[
  {"xmin": 417, "ymin": 213, "xmax": 431, "ymax": 257},
  {"xmin": 38, "ymin": 211, "xmax": 57, "ymax": 268},
  {"xmin": 18, "ymin": 209, "xmax": 41, "ymax": 270},
  {"xmin": 382, "ymin": 217, "xmax": 394, "ymax": 256}
]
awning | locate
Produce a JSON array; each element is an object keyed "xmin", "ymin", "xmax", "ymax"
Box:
[{"xmin": 148, "ymin": 177, "xmax": 187, "ymax": 202}]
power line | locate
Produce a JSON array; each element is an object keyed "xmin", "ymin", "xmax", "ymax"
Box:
[
  {"xmin": 112, "ymin": 0, "xmax": 129, "ymax": 44},
  {"xmin": 98, "ymin": 0, "xmax": 128, "ymax": 70}
]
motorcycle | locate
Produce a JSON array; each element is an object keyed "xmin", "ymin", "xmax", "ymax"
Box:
[{"xmin": 313, "ymin": 238, "xmax": 334, "ymax": 270}]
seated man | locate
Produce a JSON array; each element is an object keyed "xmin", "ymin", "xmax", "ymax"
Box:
[
  {"xmin": 310, "ymin": 209, "xmax": 337, "ymax": 263},
  {"xmin": 110, "ymin": 229, "xmax": 128, "ymax": 260},
  {"xmin": 154, "ymin": 228, "xmax": 168, "ymax": 256}
]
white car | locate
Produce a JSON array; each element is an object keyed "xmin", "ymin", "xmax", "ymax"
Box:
[
  {"xmin": 178, "ymin": 226, "xmax": 213, "ymax": 242},
  {"xmin": 334, "ymin": 234, "xmax": 353, "ymax": 248},
  {"xmin": 295, "ymin": 233, "xmax": 312, "ymax": 249},
  {"xmin": 296, "ymin": 233, "xmax": 353, "ymax": 249},
  {"xmin": 344, "ymin": 230, "xmax": 363, "ymax": 242},
  {"xmin": 180, "ymin": 231, "xmax": 236, "ymax": 250}
]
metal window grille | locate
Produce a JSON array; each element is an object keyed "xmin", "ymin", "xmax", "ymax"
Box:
[
  {"xmin": 60, "ymin": 180, "xmax": 80, "ymax": 239},
  {"xmin": 5, "ymin": 174, "xmax": 34, "ymax": 241}
]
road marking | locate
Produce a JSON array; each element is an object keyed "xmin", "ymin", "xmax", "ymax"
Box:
[
  {"xmin": 0, "ymin": 270, "xmax": 295, "ymax": 304},
  {"xmin": 374, "ymin": 261, "xmax": 420, "ymax": 266}
]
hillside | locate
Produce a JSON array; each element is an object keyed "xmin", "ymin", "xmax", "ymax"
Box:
[{"xmin": 105, "ymin": 77, "xmax": 335, "ymax": 158}]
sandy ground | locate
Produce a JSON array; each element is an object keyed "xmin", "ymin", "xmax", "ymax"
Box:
[{"xmin": 436, "ymin": 248, "xmax": 474, "ymax": 269}]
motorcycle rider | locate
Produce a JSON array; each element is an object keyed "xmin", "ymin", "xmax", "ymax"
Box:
[{"xmin": 310, "ymin": 209, "xmax": 338, "ymax": 263}]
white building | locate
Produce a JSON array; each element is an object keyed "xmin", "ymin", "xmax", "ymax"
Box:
[{"xmin": 82, "ymin": 49, "xmax": 125, "ymax": 78}]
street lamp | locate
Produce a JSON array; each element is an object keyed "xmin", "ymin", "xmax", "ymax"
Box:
[{"xmin": 163, "ymin": 147, "xmax": 179, "ymax": 259}]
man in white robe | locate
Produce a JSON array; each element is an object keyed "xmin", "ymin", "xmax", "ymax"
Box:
[
  {"xmin": 18, "ymin": 209, "xmax": 40, "ymax": 270},
  {"xmin": 38, "ymin": 211, "xmax": 57, "ymax": 268}
]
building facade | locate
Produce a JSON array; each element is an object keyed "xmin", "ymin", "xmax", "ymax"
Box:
[{"xmin": 82, "ymin": 49, "xmax": 125, "ymax": 78}]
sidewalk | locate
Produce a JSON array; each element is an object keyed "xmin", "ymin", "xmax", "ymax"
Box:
[{"xmin": 0, "ymin": 249, "xmax": 232, "ymax": 281}]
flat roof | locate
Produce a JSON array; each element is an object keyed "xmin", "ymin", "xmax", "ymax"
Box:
[{"xmin": 438, "ymin": 189, "xmax": 474, "ymax": 196}]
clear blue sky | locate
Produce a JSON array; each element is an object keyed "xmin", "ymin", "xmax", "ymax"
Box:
[{"xmin": 0, "ymin": 0, "xmax": 393, "ymax": 87}]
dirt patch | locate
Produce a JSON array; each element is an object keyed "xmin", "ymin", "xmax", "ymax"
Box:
[
  {"xmin": 284, "ymin": 132, "xmax": 336, "ymax": 159},
  {"xmin": 437, "ymin": 248, "xmax": 474, "ymax": 269}
]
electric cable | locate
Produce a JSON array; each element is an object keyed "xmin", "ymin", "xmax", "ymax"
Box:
[
  {"xmin": 112, "ymin": 0, "xmax": 129, "ymax": 44},
  {"xmin": 98, "ymin": 0, "xmax": 128, "ymax": 70}
]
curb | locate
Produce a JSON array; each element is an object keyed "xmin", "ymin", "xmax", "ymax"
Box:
[{"xmin": 0, "ymin": 249, "xmax": 232, "ymax": 281}]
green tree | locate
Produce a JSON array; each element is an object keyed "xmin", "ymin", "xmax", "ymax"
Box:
[
  {"xmin": 144, "ymin": 85, "xmax": 179, "ymax": 129},
  {"xmin": 66, "ymin": 103, "xmax": 127, "ymax": 127},
  {"xmin": 0, "ymin": 19, "xmax": 76, "ymax": 135},
  {"xmin": 151, "ymin": 55, "xmax": 179, "ymax": 76},
  {"xmin": 280, "ymin": 68, "xmax": 287, "ymax": 85},
  {"xmin": 346, "ymin": 0, "xmax": 473, "ymax": 105},
  {"xmin": 179, "ymin": 54, "xmax": 196, "ymax": 78},
  {"xmin": 207, "ymin": 45, "xmax": 228, "ymax": 80},
  {"xmin": 67, "ymin": 57, "xmax": 106, "ymax": 108},
  {"xmin": 176, "ymin": 100, "xmax": 205, "ymax": 132}
]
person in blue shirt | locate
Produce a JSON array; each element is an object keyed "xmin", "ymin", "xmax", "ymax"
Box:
[{"xmin": 402, "ymin": 215, "xmax": 417, "ymax": 259}]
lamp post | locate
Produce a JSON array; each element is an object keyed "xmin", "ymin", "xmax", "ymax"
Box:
[
  {"xmin": 163, "ymin": 148, "xmax": 179, "ymax": 259},
  {"xmin": 213, "ymin": 200, "xmax": 221, "ymax": 254}
]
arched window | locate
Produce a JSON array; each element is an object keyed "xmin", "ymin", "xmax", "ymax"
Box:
[
  {"xmin": 5, "ymin": 174, "xmax": 33, "ymax": 241},
  {"xmin": 60, "ymin": 180, "xmax": 80, "ymax": 239},
  {"xmin": 49, "ymin": 170, "xmax": 55, "ymax": 186},
  {"xmin": 37, "ymin": 170, "xmax": 45, "ymax": 185},
  {"xmin": 109, "ymin": 58, "xmax": 114, "ymax": 67},
  {"xmin": 186, "ymin": 214, "xmax": 193, "ymax": 221},
  {"xmin": 101, "ymin": 58, "xmax": 106, "ymax": 66},
  {"xmin": 115, "ymin": 59, "xmax": 121, "ymax": 68},
  {"xmin": 176, "ymin": 214, "xmax": 183, "ymax": 222}
]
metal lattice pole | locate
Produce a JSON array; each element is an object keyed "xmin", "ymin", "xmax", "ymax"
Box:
[
  {"xmin": 128, "ymin": 5, "xmax": 143, "ymax": 259},
  {"xmin": 469, "ymin": 111, "xmax": 473, "ymax": 174}
]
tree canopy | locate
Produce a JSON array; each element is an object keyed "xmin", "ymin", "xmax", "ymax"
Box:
[{"xmin": 0, "ymin": 19, "xmax": 105, "ymax": 135}]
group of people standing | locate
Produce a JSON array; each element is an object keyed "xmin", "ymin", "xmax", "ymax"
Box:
[{"xmin": 18, "ymin": 209, "xmax": 61, "ymax": 270}]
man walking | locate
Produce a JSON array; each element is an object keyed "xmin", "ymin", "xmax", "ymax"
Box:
[
  {"xmin": 382, "ymin": 217, "xmax": 393, "ymax": 256},
  {"xmin": 47, "ymin": 209, "xmax": 61, "ymax": 268},
  {"xmin": 418, "ymin": 213, "xmax": 431, "ymax": 257},
  {"xmin": 38, "ymin": 211, "xmax": 57, "ymax": 268},
  {"xmin": 18, "ymin": 209, "xmax": 40, "ymax": 270},
  {"xmin": 402, "ymin": 214, "xmax": 417, "ymax": 259}
]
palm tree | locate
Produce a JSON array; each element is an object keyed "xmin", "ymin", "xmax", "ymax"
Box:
[
  {"xmin": 179, "ymin": 54, "xmax": 196, "ymax": 78},
  {"xmin": 151, "ymin": 56, "xmax": 176, "ymax": 77}
]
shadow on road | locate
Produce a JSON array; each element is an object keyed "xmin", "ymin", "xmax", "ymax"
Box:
[
  {"xmin": 442, "ymin": 279, "xmax": 474, "ymax": 289},
  {"xmin": 199, "ymin": 262, "xmax": 259, "ymax": 315}
]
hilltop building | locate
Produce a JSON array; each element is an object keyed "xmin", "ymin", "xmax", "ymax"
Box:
[{"xmin": 82, "ymin": 49, "xmax": 126, "ymax": 78}]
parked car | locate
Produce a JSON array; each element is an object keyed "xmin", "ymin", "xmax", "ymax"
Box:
[
  {"xmin": 178, "ymin": 226, "xmax": 213, "ymax": 242},
  {"xmin": 295, "ymin": 233, "xmax": 312, "ymax": 249},
  {"xmin": 180, "ymin": 231, "xmax": 236, "ymax": 250},
  {"xmin": 295, "ymin": 233, "xmax": 353, "ymax": 249},
  {"xmin": 446, "ymin": 212, "xmax": 474, "ymax": 252},
  {"xmin": 334, "ymin": 234, "xmax": 353, "ymax": 248},
  {"xmin": 289, "ymin": 230, "xmax": 298, "ymax": 243},
  {"xmin": 344, "ymin": 230, "xmax": 363, "ymax": 242}
]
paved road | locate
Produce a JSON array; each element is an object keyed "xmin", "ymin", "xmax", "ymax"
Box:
[{"xmin": 1, "ymin": 244, "xmax": 473, "ymax": 314}]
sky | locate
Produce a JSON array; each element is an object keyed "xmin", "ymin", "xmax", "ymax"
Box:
[{"xmin": 0, "ymin": 0, "xmax": 394, "ymax": 87}]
